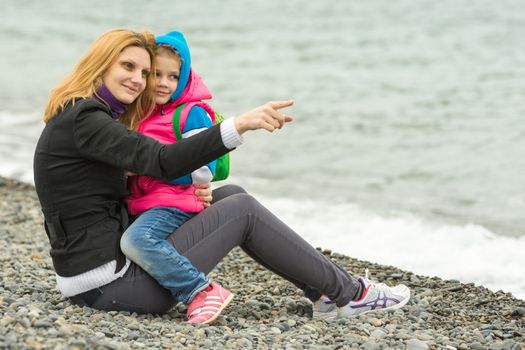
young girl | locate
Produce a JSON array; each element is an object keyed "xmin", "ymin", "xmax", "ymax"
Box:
[{"xmin": 122, "ymin": 31, "xmax": 234, "ymax": 324}]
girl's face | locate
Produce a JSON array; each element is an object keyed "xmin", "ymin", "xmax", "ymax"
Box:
[
  {"xmin": 154, "ymin": 52, "xmax": 181, "ymax": 104},
  {"xmin": 102, "ymin": 46, "xmax": 151, "ymax": 104}
]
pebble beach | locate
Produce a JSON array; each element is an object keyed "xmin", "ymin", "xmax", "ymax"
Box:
[{"xmin": 0, "ymin": 176, "xmax": 523, "ymax": 350}]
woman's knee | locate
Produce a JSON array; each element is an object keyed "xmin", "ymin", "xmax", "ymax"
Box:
[
  {"xmin": 227, "ymin": 193, "xmax": 262, "ymax": 213},
  {"xmin": 221, "ymin": 184, "xmax": 247, "ymax": 195},
  {"xmin": 212, "ymin": 184, "xmax": 247, "ymax": 203}
]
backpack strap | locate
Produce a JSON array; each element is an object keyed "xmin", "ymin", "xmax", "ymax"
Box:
[
  {"xmin": 172, "ymin": 103, "xmax": 186, "ymax": 141},
  {"xmin": 172, "ymin": 102, "xmax": 216, "ymax": 141},
  {"xmin": 171, "ymin": 101, "xmax": 230, "ymax": 182}
]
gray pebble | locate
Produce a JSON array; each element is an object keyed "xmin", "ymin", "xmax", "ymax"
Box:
[
  {"xmin": 360, "ymin": 341, "xmax": 380, "ymax": 350},
  {"xmin": 406, "ymin": 338, "xmax": 429, "ymax": 350},
  {"xmin": 511, "ymin": 307, "xmax": 525, "ymax": 317},
  {"xmin": 33, "ymin": 320, "xmax": 52, "ymax": 328},
  {"xmin": 17, "ymin": 317, "xmax": 31, "ymax": 328},
  {"xmin": 469, "ymin": 342, "xmax": 487, "ymax": 350},
  {"xmin": 370, "ymin": 329, "xmax": 387, "ymax": 339}
]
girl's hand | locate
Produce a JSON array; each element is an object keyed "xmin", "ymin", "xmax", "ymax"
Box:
[
  {"xmin": 234, "ymin": 100, "xmax": 294, "ymax": 134},
  {"xmin": 195, "ymin": 183, "xmax": 213, "ymax": 207}
]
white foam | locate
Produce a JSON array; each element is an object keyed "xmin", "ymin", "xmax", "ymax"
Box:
[
  {"xmin": 253, "ymin": 193, "xmax": 525, "ymax": 300},
  {"xmin": 0, "ymin": 111, "xmax": 42, "ymax": 184}
]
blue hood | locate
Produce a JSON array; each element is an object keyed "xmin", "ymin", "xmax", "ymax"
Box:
[{"xmin": 156, "ymin": 31, "xmax": 191, "ymax": 101}]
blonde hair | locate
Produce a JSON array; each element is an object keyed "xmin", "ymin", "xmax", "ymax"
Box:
[{"xmin": 44, "ymin": 29, "xmax": 156, "ymax": 130}]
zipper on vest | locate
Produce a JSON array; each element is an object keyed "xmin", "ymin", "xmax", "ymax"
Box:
[{"xmin": 161, "ymin": 108, "xmax": 165, "ymax": 115}]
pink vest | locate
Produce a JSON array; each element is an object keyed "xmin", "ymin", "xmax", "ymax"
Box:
[{"xmin": 125, "ymin": 101, "xmax": 215, "ymax": 215}]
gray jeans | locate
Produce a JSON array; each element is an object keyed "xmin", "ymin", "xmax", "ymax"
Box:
[{"xmin": 70, "ymin": 185, "xmax": 360, "ymax": 314}]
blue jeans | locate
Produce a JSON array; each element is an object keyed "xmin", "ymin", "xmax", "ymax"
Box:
[{"xmin": 120, "ymin": 206, "xmax": 209, "ymax": 304}]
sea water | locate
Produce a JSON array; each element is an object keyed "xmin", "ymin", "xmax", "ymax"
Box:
[{"xmin": 1, "ymin": 0, "xmax": 524, "ymax": 299}]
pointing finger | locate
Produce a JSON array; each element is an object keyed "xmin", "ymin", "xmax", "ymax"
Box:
[{"xmin": 268, "ymin": 100, "xmax": 294, "ymax": 110}]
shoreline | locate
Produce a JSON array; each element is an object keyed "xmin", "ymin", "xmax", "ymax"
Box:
[{"xmin": 0, "ymin": 176, "xmax": 523, "ymax": 349}]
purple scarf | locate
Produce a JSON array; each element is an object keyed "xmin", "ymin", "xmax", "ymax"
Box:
[{"xmin": 95, "ymin": 84, "xmax": 128, "ymax": 119}]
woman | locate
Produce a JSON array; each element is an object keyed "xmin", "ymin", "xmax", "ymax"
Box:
[{"xmin": 34, "ymin": 28, "xmax": 410, "ymax": 321}]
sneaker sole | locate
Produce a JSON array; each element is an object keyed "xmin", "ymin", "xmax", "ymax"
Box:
[{"xmin": 190, "ymin": 293, "xmax": 234, "ymax": 325}]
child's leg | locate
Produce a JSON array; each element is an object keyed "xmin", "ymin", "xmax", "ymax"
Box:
[{"xmin": 120, "ymin": 206, "xmax": 209, "ymax": 304}]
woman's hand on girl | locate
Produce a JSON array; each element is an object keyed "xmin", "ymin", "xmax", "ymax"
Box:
[
  {"xmin": 234, "ymin": 100, "xmax": 294, "ymax": 135},
  {"xmin": 195, "ymin": 183, "xmax": 213, "ymax": 207}
]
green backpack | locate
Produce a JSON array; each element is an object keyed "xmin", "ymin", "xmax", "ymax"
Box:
[{"xmin": 172, "ymin": 103, "xmax": 230, "ymax": 182}]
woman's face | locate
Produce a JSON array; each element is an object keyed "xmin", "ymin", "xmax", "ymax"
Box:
[
  {"xmin": 102, "ymin": 46, "xmax": 151, "ymax": 104},
  {"xmin": 154, "ymin": 52, "xmax": 181, "ymax": 105}
]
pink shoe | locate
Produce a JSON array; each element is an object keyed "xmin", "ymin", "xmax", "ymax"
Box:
[{"xmin": 186, "ymin": 282, "xmax": 233, "ymax": 324}]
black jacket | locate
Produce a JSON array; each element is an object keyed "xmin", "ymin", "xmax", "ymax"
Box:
[{"xmin": 33, "ymin": 98, "xmax": 229, "ymax": 276}]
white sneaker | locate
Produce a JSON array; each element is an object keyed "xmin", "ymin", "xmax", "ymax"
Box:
[{"xmin": 338, "ymin": 276, "xmax": 411, "ymax": 317}]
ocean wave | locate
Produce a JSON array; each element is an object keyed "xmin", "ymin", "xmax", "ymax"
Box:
[
  {"xmin": 250, "ymin": 189, "xmax": 525, "ymax": 300},
  {"xmin": 0, "ymin": 111, "xmax": 42, "ymax": 184}
]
